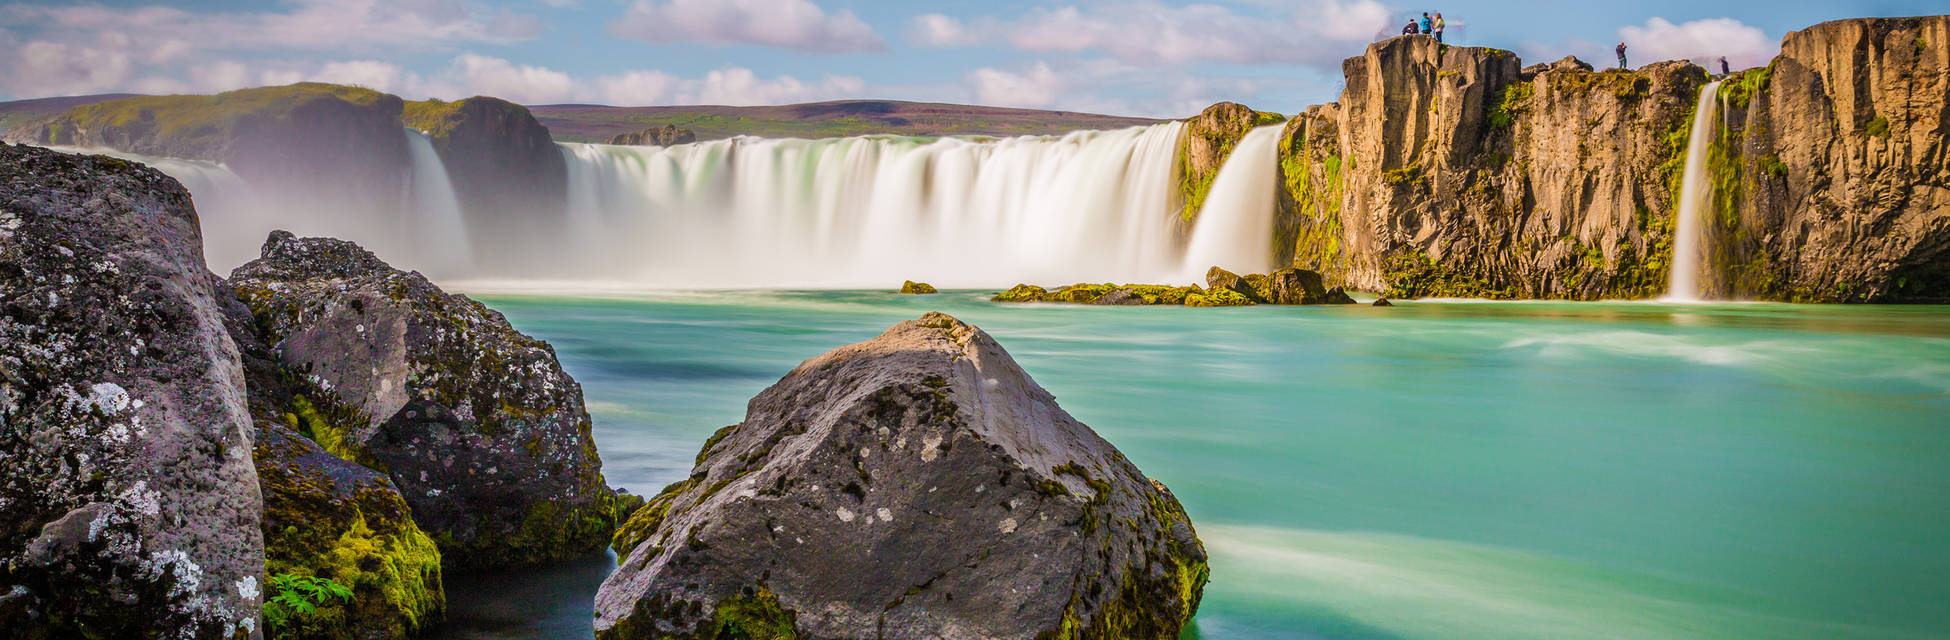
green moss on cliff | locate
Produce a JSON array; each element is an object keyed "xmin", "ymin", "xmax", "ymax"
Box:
[
  {"xmin": 1488, "ymin": 82, "xmax": 1534, "ymax": 129},
  {"xmin": 1864, "ymin": 116, "xmax": 1890, "ymax": 137},
  {"xmin": 402, "ymin": 99, "xmax": 468, "ymax": 138},
  {"xmin": 59, "ymin": 83, "xmax": 395, "ymax": 158},
  {"xmin": 1719, "ymin": 66, "xmax": 1772, "ymax": 110},
  {"xmin": 1382, "ymin": 252, "xmax": 1515, "ymax": 300},
  {"xmin": 1279, "ymin": 126, "xmax": 1345, "ymax": 276}
]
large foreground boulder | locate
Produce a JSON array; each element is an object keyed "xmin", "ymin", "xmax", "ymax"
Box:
[
  {"xmin": 0, "ymin": 144, "xmax": 264, "ymax": 637},
  {"xmin": 229, "ymin": 231, "xmax": 617, "ymax": 569},
  {"xmin": 596, "ymin": 312, "xmax": 1207, "ymax": 639}
]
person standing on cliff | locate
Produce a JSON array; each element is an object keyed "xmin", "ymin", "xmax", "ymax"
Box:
[
  {"xmin": 1419, "ymin": 13, "xmax": 1433, "ymax": 35},
  {"xmin": 1433, "ymin": 13, "xmax": 1446, "ymax": 43},
  {"xmin": 1719, "ymin": 56, "xmax": 1731, "ymax": 76},
  {"xmin": 1616, "ymin": 42, "xmax": 1628, "ymax": 69}
]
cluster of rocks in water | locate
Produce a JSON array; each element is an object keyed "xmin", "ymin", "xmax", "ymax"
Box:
[
  {"xmin": 1, "ymin": 142, "xmax": 1205, "ymax": 639},
  {"xmin": 994, "ymin": 266, "xmax": 1359, "ymax": 307}
]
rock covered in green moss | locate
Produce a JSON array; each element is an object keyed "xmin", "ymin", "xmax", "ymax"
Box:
[
  {"xmin": 229, "ymin": 231, "xmax": 618, "ymax": 569},
  {"xmin": 1180, "ymin": 101, "xmax": 1283, "ymax": 221},
  {"xmin": 254, "ymin": 424, "xmax": 443, "ymax": 639},
  {"xmin": 899, "ymin": 280, "xmax": 938, "ymax": 294},
  {"xmin": 0, "ymin": 144, "xmax": 264, "ymax": 638},
  {"xmin": 595, "ymin": 312, "xmax": 1207, "ymax": 639}
]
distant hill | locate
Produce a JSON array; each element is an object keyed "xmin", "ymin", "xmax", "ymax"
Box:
[
  {"xmin": 527, "ymin": 100, "xmax": 1168, "ymax": 142},
  {"xmin": 0, "ymin": 93, "xmax": 137, "ymax": 135}
]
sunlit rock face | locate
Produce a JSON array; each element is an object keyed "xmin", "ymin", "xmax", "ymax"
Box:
[{"xmin": 597, "ymin": 312, "xmax": 1207, "ymax": 640}]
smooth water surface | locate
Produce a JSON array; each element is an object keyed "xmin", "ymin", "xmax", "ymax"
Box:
[{"xmin": 466, "ymin": 291, "xmax": 1950, "ymax": 639}]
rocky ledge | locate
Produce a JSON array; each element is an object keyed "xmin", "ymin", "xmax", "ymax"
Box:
[
  {"xmin": 596, "ymin": 312, "xmax": 1207, "ymax": 639},
  {"xmin": 604, "ymin": 124, "xmax": 697, "ymax": 146},
  {"xmin": 994, "ymin": 266, "xmax": 1356, "ymax": 307}
]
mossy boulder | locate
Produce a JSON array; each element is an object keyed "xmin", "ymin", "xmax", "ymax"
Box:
[
  {"xmin": 229, "ymin": 231, "xmax": 619, "ymax": 569},
  {"xmin": 595, "ymin": 313, "xmax": 1207, "ymax": 639},
  {"xmin": 254, "ymin": 424, "xmax": 443, "ymax": 639},
  {"xmin": 992, "ymin": 284, "xmax": 1048, "ymax": 302},
  {"xmin": 1185, "ymin": 288, "xmax": 1256, "ymax": 307},
  {"xmin": 0, "ymin": 144, "xmax": 264, "ymax": 637},
  {"xmin": 899, "ymin": 280, "xmax": 938, "ymax": 294}
]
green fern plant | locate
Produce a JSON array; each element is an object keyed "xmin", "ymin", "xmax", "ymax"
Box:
[{"xmin": 263, "ymin": 573, "xmax": 353, "ymax": 630}]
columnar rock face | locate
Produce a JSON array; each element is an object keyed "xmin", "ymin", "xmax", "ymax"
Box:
[
  {"xmin": 596, "ymin": 312, "xmax": 1207, "ymax": 640},
  {"xmin": 1710, "ymin": 16, "xmax": 1950, "ymax": 301},
  {"xmin": 229, "ymin": 231, "xmax": 616, "ymax": 569},
  {"xmin": 1271, "ymin": 17, "xmax": 1948, "ymax": 301},
  {"xmin": 1276, "ymin": 36, "xmax": 1706, "ymax": 299},
  {"xmin": 0, "ymin": 144, "xmax": 264, "ymax": 638}
]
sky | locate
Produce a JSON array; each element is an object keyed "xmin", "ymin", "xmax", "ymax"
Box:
[{"xmin": 0, "ymin": 0, "xmax": 1938, "ymax": 117}]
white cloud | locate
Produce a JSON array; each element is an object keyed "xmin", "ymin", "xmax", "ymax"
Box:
[
  {"xmin": 689, "ymin": 67, "xmax": 864, "ymax": 105},
  {"xmin": 0, "ymin": 0, "xmax": 544, "ymax": 98},
  {"xmin": 609, "ymin": 0, "xmax": 883, "ymax": 53},
  {"xmin": 447, "ymin": 53, "xmax": 576, "ymax": 104},
  {"xmin": 907, "ymin": 13, "xmax": 979, "ymax": 47},
  {"xmin": 911, "ymin": 0, "xmax": 1390, "ymax": 67},
  {"xmin": 970, "ymin": 62, "xmax": 1065, "ymax": 108},
  {"xmin": 1618, "ymin": 17, "xmax": 1776, "ymax": 69}
]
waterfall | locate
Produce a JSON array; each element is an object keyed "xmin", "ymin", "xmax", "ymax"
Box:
[
  {"xmin": 1179, "ymin": 124, "xmax": 1285, "ymax": 280},
  {"xmin": 555, "ymin": 123, "xmax": 1197, "ymax": 288},
  {"xmin": 55, "ymin": 120, "xmax": 1305, "ymax": 289},
  {"xmin": 1667, "ymin": 80, "xmax": 1724, "ymax": 301},
  {"xmin": 403, "ymin": 129, "xmax": 473, "ymax": 274}
]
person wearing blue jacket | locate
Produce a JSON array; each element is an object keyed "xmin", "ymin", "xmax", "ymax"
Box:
[{"xmin": 1419, "ymin": 13, "xmax": 1433, "ymax": 34}]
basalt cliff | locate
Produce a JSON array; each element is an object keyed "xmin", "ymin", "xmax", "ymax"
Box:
[{"xmin": 1182, "ymin": 15, "xmax": 1947, "ymax": 302}]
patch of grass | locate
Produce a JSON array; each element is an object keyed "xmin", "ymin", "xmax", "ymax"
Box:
[
  {"xmin": 1488, "ymin": 82, "xmax": 1533, "ymax": 129},
  {"xmin": 1864, "ymin": 115, "xmax": 1890, "ymax": 137}
]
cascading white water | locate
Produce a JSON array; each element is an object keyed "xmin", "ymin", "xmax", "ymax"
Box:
[
  {"xmin": 403, "ymin": 129, "xmax": 474, "ymax": 273},
  {"xmin": 1179, "ymin": 124, "xmax": 1286, "ymax": 281},
  {"xmin": 55, "ymin": 121, "xmax": 1302, "ymax": 289},
  {"xmin": 1667, "ymin": 80, "xmax": 1724, "ymax": 301},
  {"xmin": 554, "ymin": 123, "xmax": 1204, "ymax": 288}
]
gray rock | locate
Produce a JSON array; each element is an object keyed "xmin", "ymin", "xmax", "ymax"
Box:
[
  {"xmin": 605, "ymin": 124, "xmax": 697, "ymax": 147},
  {"xmin": 1091, "ymin": 288, "xmax": 1148, "ymax": 305},
  {"xmin": 596, "ymin": 312, "xmax": 1207, "ymax": 640},
  {"xmin": 1373, "ymin": 297, "xmax": 1395, "ymax": 306},
  {"xmin": 228, "ymin": 231, "xmax": 617, "ymax": 569},
  {"xmin": 0, "ymin": 144, "xmax": 263, "ymax": 638}
]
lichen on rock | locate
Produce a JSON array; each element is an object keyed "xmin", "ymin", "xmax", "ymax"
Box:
[
  {"xmin": 0, "ymin": 143, "xmax": 264, "ymax": 638},
  {"xmin": 229, "ymin": 230, "xmax": 619, "ymax": 569},
  {"xmin": 595, "ymin": 312, "xmax": 1206, "ymax": 639}
]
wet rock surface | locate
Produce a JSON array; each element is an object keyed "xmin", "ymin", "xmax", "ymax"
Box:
[
  {"xmin": 596, "ymin": 312, "xmax": 1207, "ymax": 640},
  {"xmin": 899, "ymin": 280, "xmax": 938, "ymax": 294},
  {"xmin": 229, "ymin": 231, "xmax": 617, "ymax": 569},
  {"xmin": 0, "ymin": 143, "xmax": 264, "ymax": 638}
]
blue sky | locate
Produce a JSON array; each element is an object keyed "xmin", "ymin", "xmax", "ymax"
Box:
[{"xmin": 0, "ymin": 0, "xmax": 1938, "ymax": 117}]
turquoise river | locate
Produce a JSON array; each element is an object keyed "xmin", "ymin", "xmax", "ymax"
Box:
[{"xmin": 438, "ymin": 291, "xmax": 1950, "ymax": 640}]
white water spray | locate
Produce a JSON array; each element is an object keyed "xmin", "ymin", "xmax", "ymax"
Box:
[
  {"xmin": 555, "ymin": 124, "xmax": 1202, "ymax": 288},
  {"xmin": 403, "ymin": 129, "xmax": 474, "ymax": 273},
  {"xmin": 60, "ymin": 121, "xmax": 1300, "ymax": 289},
  {"xmin": 1667, "ymin": 80, "xmax": 1723, "ymax": 301},
  {"xmin": 1179, "ymin": 124, "xmax": 1286, "ymax": 280}
]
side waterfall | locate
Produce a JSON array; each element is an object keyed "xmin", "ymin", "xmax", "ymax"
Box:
[
  {"xmin": 403, "ymin": 129, "xmax": 474, "ymax": 274},
  {"xmin": 1179, "ymin": 124, "xmax": 1285, "ymax": 281},
  {"xmin": 1667, "ymin": 80, "xmax": 1724, "ymax": 301}
]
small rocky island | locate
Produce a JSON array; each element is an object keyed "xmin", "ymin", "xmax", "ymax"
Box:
[
  {"xmin": 996, "ymin": 266, "xmax": 1357, "ymax": 307},
  {"xmin": 595, "ymin": 312, "xmax": 1208, "ymax": 639}
]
